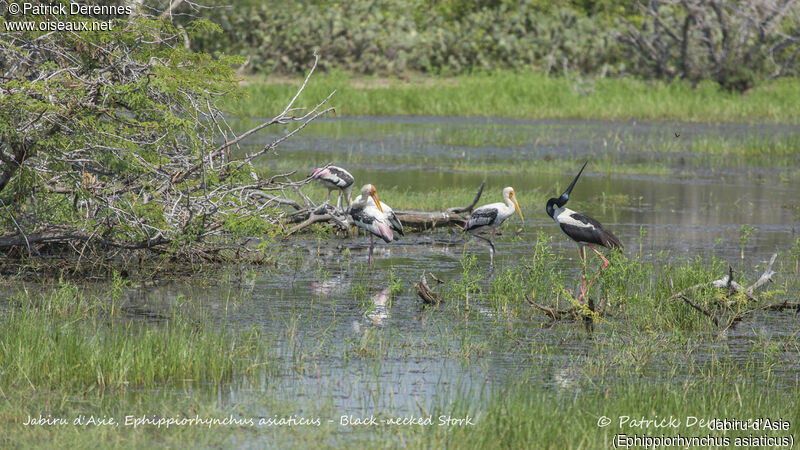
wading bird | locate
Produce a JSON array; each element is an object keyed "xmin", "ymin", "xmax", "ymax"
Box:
[
  {"xmin": 349, "ymin": 184, "xmax": 395, "ymax": 266},
  {"xmin": 463, "ymin": 186, "xmax": 524, "ymax": 267},
  {"xmin": 310, "ymin": 165, "xmax": 355, "ymax": 211},
  {"xmin": 353, "ymin": 190, "xmax": 404, "ymax": 239},
  {"xmin": 546, "ymin": 162, "xmax": 623, "ymax": 301}
]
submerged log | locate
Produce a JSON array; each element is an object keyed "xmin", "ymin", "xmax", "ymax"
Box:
[
  {"xmin": 666, "ymin": 253, "xmax": 777, "ymax": 305},
  {"xmin": 396, "ymin": 182, "xmax": 485, "ymax": 230},
  {"xmin": 415, "ymin": 272, "xmax": 441, "ymax": 305},
  {"xmin": 528, "ymin": 289, "xmax": 601, "ymax": 323},
  {"xmin": 285, "ymin": 181, "xmax": 486, "ymax": 234},
  {"xmin": 529, "ymin": 253, "xmax": 783, "ymax": 328}
]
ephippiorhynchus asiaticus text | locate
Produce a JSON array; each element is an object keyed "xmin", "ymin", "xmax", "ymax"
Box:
[
  {"xmin": 310, "ymin": 165, "xmax": 355, "ymax": 211},
  {"xmin": 463, "ymin": 186, "xmax": 524, "ymax": 267},
  {"xmin": 546, "ymin": 162, "xmax": 622, "ymax": 301},
  {"xmin": 349, "ymin": 184, "xmax": 397, "ymax": 267}
]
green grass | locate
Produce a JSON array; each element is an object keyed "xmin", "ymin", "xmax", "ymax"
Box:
[
  {"xmin": 437, "ymin": 234, "xmax": 796, "ymax": 334},
  {"xmin": 1, "ymin": 243, "xmax": 798, "ymax": 447},
  {"xmin": 0, "ymin": 281, "xmax": 270, "ymax": 391},
  {"xmin": 6, "ymin": 373, "xmax": 795, "ymax": 449},
  {"xmin": 406, "ymin": 379, "xmax": 800, "ymax": 449},
  {"xmin": 262, "ymin": 154, "xmax": 673, "ymax": 179},
  {"xmin": 231, "ymin": 71, "xmax": 800, "ymax": 123}
]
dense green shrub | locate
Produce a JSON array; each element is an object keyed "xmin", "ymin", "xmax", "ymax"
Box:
[
  {"xmin": 181, "ymin": 0, "xmax": 799, "ymax": 90},
  {"xmin": 188, "ymin": 0, "xmax": 625, "ymax": 76},
  {"xmin": 617, "ymin": 0, "xmax": 800, "ymax": 92}
]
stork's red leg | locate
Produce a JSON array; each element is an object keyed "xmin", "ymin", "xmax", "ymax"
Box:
[
  {"xmin": 585, "ymin": 269, "xmax": 602, "ymax": 293},
  {"xmin": 587, "ymin": 244, "xmax": 610, "ymax": 270},
  {"xmin": 580, "ymin": 274, "xmax": 586, "ymax": 298},
  {"xmin": 583, "ymin": 244, "xmax": 610, "ymax": 294},
  {"xmin": 576, "ymin": 245, "xmax": 587, "ymax": 301}
]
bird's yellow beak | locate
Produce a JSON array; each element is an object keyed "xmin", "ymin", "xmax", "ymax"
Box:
[
  {"xmin": 370, "ymin": 190, "xmax": 383, "ymax": 212},
  {"xmin": 512, "ymin": 196, "xmax": 524, "ymax": 225}
]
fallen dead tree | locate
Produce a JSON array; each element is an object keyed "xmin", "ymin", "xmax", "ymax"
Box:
[
  {"xmin": 286, "ymin": 182, "xmax": 486, "ymax": 235},
  {"xmin": 394, "ymin": 182, "xmax": 485, "ymax": 230}
]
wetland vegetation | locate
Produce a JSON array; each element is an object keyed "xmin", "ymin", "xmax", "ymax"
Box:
[
  {"xmin": 233, "ymin": 73, "xmax": 800, "ymax": 124},
  {"xmin": 2, "ymin": 237, "xmax": 798, "ymax": 447},
  {"xmin": 2, "ymin": 1, "xmax": 800, "ymax": 448},
  {"xmin": 4, "ymin": 110, "xmax": 800, "ymax": 447}
]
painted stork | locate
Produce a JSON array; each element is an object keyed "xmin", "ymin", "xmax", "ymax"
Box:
[
  {"xmin": 349, "ymin": 184, "xmax": 395, "ymax": 266},
  {"xmin": 546, "ymin": 162, "xmax": 623, "ymax": 301},
  {"xmin": 463, "ymin": 186, "xmax": 524, "ymax": 267},
  {"xmin": 310, "ymin": 165, "xmax": 355, "ymax": 211},
  {"xmin": 353, "ymin": 190, "xmax": 404, "ymax": 239}
]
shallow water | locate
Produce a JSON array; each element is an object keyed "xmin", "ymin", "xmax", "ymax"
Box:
[
  {"xmin": 9, "ymin": 116, "xmax": 800, "ymax": 441},
  {"xmin": 248, "ymin": 115, "xmax": 800, "ymax": 264},
  {"xmin": 161, "ymin": 119, "xmax": 800, "ymax": 401}
]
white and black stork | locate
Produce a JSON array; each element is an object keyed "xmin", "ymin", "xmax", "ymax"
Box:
[
  {"xmin": 546, "ymin": 162, "xmax": 623, "ymax": 301},
  {"xmin": 349, "ymin": 184, "xmax": 396, "ymax": 266},
  {"xmin": 353, "ymin": 189, "xmax": 404, "ymax": 239},
  {"xmin": 310, "ymin": 165, "xmax": 355, "ymax": 211},
  {"xmin": 463, "ymin": 186, "xmax": 524, "ymax": 267}
]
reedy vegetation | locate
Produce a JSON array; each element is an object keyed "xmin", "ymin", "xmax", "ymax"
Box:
[
  {"xmin": 2, "ymin": 236, "xmax": 794, "ymax": 394},
  {"xmin": 0, "ymin": 276, "xmax": 270, "ymax": 391},
  {"xmin": 1, "ymin": 243, "xmax": 798, "ymax": 447},
  {"xmin": 234, "ymin": 71, "xmax": 800, "ymax": 123}
]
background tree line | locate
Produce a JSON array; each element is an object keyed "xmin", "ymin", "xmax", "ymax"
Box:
[{"xmin": 186, "ymin": 0, "xmax": 800, "ymax": 92}]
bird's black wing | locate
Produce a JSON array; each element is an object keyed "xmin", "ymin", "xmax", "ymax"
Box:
[
  {"xmin": 328, "ymin": 166, "xmax": 354, "ymax": 188},
  {"xmin": 464, "ymin": 208, "xmax": 497, "ymax": 232},
  {"xmin": 600, "ymin": 227, "xmax": 623, "ymax": 249},
  {"xmin": 387, "ymin": 211, "xmax": 404, "ymax": 236},
  {"xmin": 350, "ymin": 207, "xmax": 374, "ymax": 225},
  {"xmin": 559, "ymin": 222, "xmax": 605, "ymax": 247},
  {"xmin": 561, "ymin": 212, "xmax": 623, "ymax": 249}
]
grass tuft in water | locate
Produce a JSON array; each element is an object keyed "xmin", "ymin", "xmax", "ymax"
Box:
[{"xmin": 0, "ymin": 283, "xmax": 270, "ymax": 391}]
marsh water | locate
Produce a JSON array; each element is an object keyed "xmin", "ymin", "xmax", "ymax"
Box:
[{"xmin": 23, "ymin": 117, "xmax": 800, "ymax": 440}]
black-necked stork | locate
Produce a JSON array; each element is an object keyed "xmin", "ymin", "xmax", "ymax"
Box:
[
  {"xmin": 349, "ymin": 184, "xmax": 395, "ymax": 266},
  {"xmin": 463, "ymin": 186, "xmax": 524, "ymax": 267},
  {"xmin": 546, "ymin": 162, "xmax": 623, "ymax": 300},
  {"xmin": 310, "ymin": 165, "xmax": 355, "ymax": 210}
]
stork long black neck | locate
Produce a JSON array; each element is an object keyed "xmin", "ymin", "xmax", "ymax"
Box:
[{"xmin": 546, "ymin": 161, "xmax": 586, "ymax": 218}]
